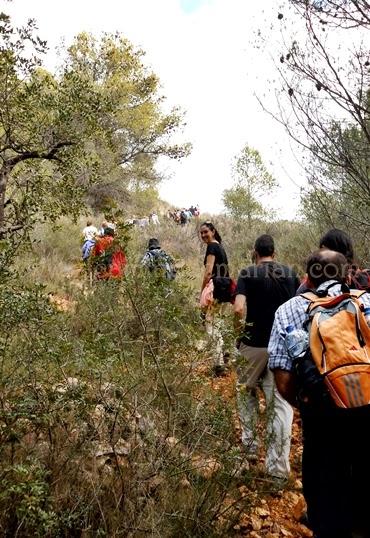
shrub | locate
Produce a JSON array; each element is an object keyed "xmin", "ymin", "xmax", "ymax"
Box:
[{"xmin": 0, "ymin": 268, "xmax": 253, "ymax": 536}]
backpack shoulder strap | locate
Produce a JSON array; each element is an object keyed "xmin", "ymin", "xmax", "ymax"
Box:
[
  {"xmin": 302, "ymin": 292, "xmax": 348, "ymax": 314},
  {"xmin": 349, "ymin": 289, "xmax": 366, "ymax": 298},
  {"xmin": 301, "ymin": 285, "xmax": 366, "ymax": 306},
  {"xmin": 300, "ymin": 291, "xmax": 318, "ymax": 302}
]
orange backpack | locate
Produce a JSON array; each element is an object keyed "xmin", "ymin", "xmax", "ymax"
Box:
[{"xmin": 302, "ymin": 290, "xmax": 370, "ymax": 408}]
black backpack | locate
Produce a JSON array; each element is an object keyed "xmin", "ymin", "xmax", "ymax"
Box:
[{"xmin": 212, "ymin": 276, "xmax": 235, "ymax": 303}]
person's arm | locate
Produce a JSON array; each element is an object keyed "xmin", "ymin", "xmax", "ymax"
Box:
[
  {"xmin": 294, "ymin": 273, "xmax": 301, "ymax": 292},
  {"xmin": 233, "ymin": 293, "xmax": 246, "ymax": 335},
  {"xmin": 273, "ymin": 369, "xmax": 297, "ymax": 407},
  {"xmin": 201, "ymin": 254, "xmax": 215, "ymax": 291},
  {"xmin": 268, "ymin": 302, "xmax": 298, "ymax": 406}
]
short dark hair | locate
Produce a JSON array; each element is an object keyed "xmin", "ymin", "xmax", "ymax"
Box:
[
  {"xmin": 306, "ymin": 249, "xmax": 348, "ymax": 288},
  {"xmin": 319, "ymin": 228, "xmax": 354, "ymax": 264},
  {"xmin": 254, "ymin": 234, "xmax": 274, "ymax": 257},
  {"xmin": 104, "ymin": 227, "xmax": 115, "ymax": 237}
]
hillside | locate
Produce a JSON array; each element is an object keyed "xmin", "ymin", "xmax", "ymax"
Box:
[{"xmin": 0, "ymin": 216, "xmax": 319, "ymax": 536}]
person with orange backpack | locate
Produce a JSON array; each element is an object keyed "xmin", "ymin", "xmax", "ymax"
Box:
[{"xmin": 269, "ymin": 249, "xmax": 370, "ymax": 538}]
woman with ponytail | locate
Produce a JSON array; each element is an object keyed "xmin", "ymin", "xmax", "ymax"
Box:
[
  {"xmin": 199, "ymin": 221, "xmax": 230, "ymax": 376},
  {"xmin": 200, "ymin": 221, "xmax": 229, "ymax": 287}
]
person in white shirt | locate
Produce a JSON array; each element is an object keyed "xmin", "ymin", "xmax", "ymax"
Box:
[
  {"xmin": 150, "ymin": 212, "xmax": 160, "ymax": 226},
  {"xmin": 82, "ymin": 220, "xmax": 98, "ymax": 241}
]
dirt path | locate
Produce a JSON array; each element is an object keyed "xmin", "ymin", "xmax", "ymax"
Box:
[{"xmin": 209, "ymin": 369, "xmax": 313, "ymax": 538}]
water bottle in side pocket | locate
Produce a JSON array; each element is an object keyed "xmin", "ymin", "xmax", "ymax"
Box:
[{"xmin": 284, "ymin": 325, "xmax": 309, "ymax": 359}]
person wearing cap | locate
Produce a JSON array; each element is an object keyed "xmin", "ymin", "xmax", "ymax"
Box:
[{"xmin": 140, "ymin": 238, "xmax": 176, "ymax": 281}]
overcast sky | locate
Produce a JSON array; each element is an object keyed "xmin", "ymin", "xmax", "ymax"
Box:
[{"xmin": 4, "ymin": 0, "xmax": 306, "ymax": 218}]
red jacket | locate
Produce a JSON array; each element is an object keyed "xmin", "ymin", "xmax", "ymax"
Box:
[{"xmin": 92, "ymin": 237, "xmax": 127, "ymax": 279}]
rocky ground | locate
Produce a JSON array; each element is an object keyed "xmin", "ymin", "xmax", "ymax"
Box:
[
  {"xmin": 49, "ymin": 292, "xmax": 313, "ymax": 537},
  {"xmin": 210, "ymin": 369, "xmax": 313, "ymax": 538}
]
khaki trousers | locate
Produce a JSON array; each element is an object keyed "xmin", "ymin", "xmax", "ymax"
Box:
[{"xmin": 236, "ymin": 343, "xmax": 293, "ymax": 478}]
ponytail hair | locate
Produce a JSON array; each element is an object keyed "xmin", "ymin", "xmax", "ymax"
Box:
[{"xmin": 201, "ymin": 221, "xmax": 222, "ymax": 243}]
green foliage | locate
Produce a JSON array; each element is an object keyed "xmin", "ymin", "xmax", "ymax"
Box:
[
  {"xmin": 0, "ymin": 463, "xmax": 57, "ymax": 536},
  {"xmin": 223, "ymin": 145, "xmax": 277, "ymax": 225},
  {"xmin": 0, "ymin": 210, "xmax": 326, "ymax": 536},
  {"xmin": 223, "ymin": 184, "xmax": 264, "ymax": 223},
  {"xmin": 300, "ymin": 90, "xmax": 370, "ymax": 265},
  {"xmin": 65, "ymin": 33, "xmax": 191, "ymax": 214},
  {"xmin": 129, "ymin": 185, "xmax": 161, "ymax": 215},
  {"xmin": 0, "ymin": 258, "xmax": 254, "ymax": 536},
  {"xmin": 0, "ymin": 14, "xmax": 190, "ymax": 277},
  {"xmin": 269, "ymin": 1, "xmax": 370, "ymax": 251},
  {"xmin": 0, "ymin": 16, "xmax": 101, "ymax": 229}
]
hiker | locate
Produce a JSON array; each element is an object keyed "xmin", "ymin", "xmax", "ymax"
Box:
[
  {"xmin": 81, "ymin": 219, "xmax": 98, "ymax": 263},
  {"xmin": 200, "ymin": 221, "xmax": 232, "ymax": 376},
  {"xmin": 81, "ymin": 219, "xmax": 98, "ymax": 262},
  {"xmin": 174, "ymin": 210, "xmax": 181, "ymax": 225},
  {"xmin": 82, "ymin": 219, "xmax": 98, "ymax": 241},
  {"xmin": 82, "ymin": 238, "xmax": 96, "ymax": 262},
  {"xmin": 98, "ymin": 220, "xmax": 108, "ymax": 237},
  {"xmin": 149, "ymin": 212, "xmax": 160, "ymax": 226},
  {"xmin": 297, "ymin": 228, "xmax": 370, "ymax": 294},
  {"xmin": 137, "ymin": 216, "xmax": 150, "ymax": 228},
  {"xmin": 92, "ymin": 227, "xmax": 126, "ymax": 279},
  {"xmin": 140, "ymin": 238, "xmax": 176, "ymax": 280},
  {"xmin": 180, "ymin": 209, "xmax": 188, "ymax": 227},
  {"xmin": 269, "ymin": 249, "xmax": 370, "ymax": 538},
  {"xmin": 233, "ymin": 234, "xmax": 300, "ymax": 479}
]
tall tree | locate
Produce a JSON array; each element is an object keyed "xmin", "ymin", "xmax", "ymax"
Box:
[
  {"xmin": 222, "ymin": 145, "xmax": 277, "ymax": 225},
  {"xmin": 0, "ymin": 14, "xmax": 73, "ymax": 237},
  {"xmin": 258, "ymin": 0, "xmax": 370, "ymax": 233},
  {"xmin": 0, "ymin": 18, "xmax": 190, "ymax": 247},
  {"xmin": 64, "ymin": 33, "xmax": 190, "ymax": 214}
]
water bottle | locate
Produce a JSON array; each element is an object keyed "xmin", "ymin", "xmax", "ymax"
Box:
[
  {"xmin": 285, "ymin": 325, "xmax": 309, "ymax": 359},
  {"xmin": 364, "ymin": 307, "xmax": 370, "ymax": 328}
]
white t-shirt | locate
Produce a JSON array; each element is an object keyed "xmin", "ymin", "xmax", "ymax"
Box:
[{"xmin": 82, "ymin": 225, "xmax": 98, "ymax": 241}]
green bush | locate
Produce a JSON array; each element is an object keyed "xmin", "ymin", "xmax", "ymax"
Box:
[{"xmin": 0, "ymin": 267, "xmax": 253, "ymax": 536}]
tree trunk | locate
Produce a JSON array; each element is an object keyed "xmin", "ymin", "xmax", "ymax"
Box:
[
  {"xmin": 0, "ymin": 164, "xmax": 10, "ymax": 237},
  {"xmin": 0, "ymin": 172, "xmax": 7, "ymax": 227}
]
